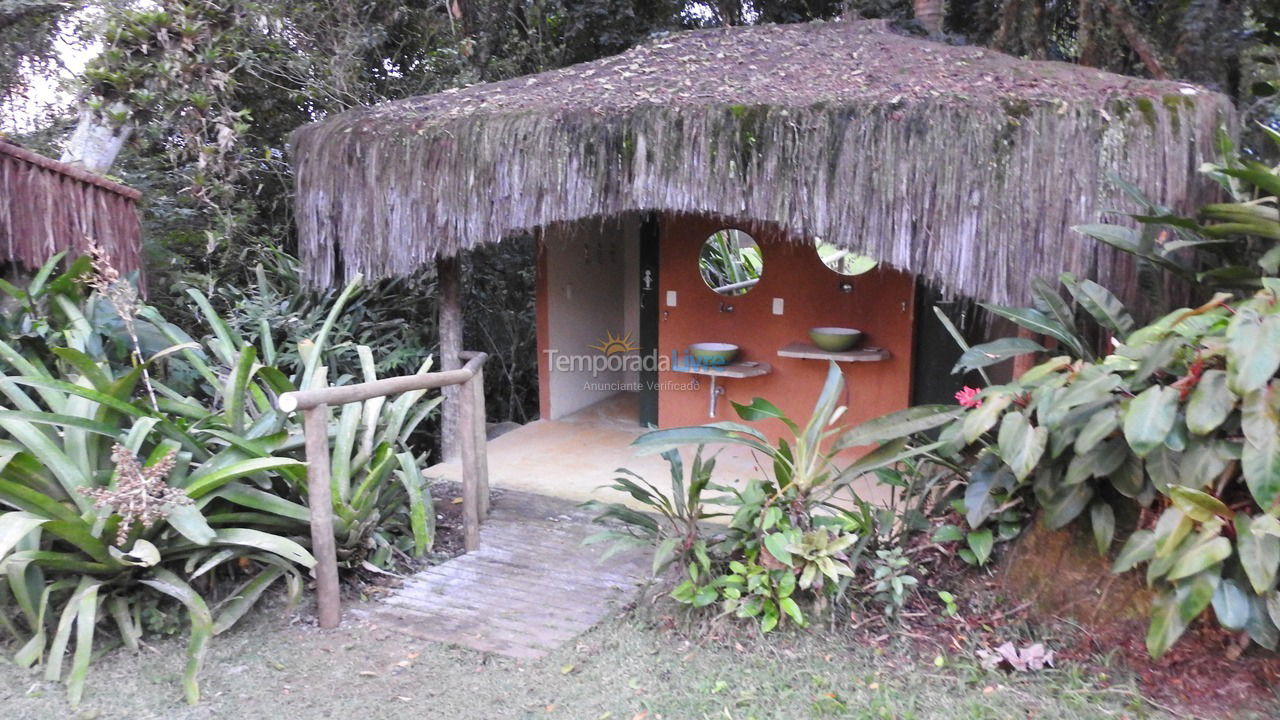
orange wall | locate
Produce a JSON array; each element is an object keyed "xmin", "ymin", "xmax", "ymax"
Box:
[{"xmin": 656, "ymin": 214, "xmax": 915, "ymax": 447}]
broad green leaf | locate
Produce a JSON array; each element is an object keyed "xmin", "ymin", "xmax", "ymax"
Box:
[
  {"xmin": 779, "ymin": 596, "xmax": 804, "ymax": 625},
  {"xmin": 996, "ymin": 412, "xmax": 1046, "ymax": 482},
  {"xmin": 1227, "ymin": 310, "xmax": 1280, "ymax": 394},
  {"xmin": 1112, "ymin": 530, "xmax": 1155, "ymax": 573},
  {"xmin": 763, "ymin": 533, "xmax": 793, "ymax": 567},
  {"xmin": 963, "ymin": 454, "xmax": 1012, "ymax": 528},
  {"xmin": 962, "ymin": 392, "xmax": 1013, "ymax": 444},
  {"xmin": 932, "ymin": 524, "xmax": 965, "ymax": 543},
  {"xmin": 165, "ymin": 504, "xmax": 217, "ymax": 546},
  {"xmin": 1212, "ymin": 577, "xmax": 1252, "ymax": 631},
  {"xmin": 982, "ymin": 303, "xmax": 1088, "ymax": 359},
  {"xmin": 0, "ymin": 511, "xmax": 48, "ymax": 561},
  {"xmin": 213, "ymin": 528, "xmax": 315, "ymax": 569},
  {"xmin": 1154, "ymin": 508, "xmax": 1194, "ymax": 559},
  {"xmin": 966, "ymin": 529, "xmax": 994, "ymax": 566},
  {"xmin": 1074, "ymin": 405, "xmax": 1119, "ymax": 455},
  {"xmin": 835, "ymin": 405, "xmax": 962, "ymax": 448},
  {"xmin": 1090, "ymin": 502, "xmax": 1115, "ymax": 554},
  {"xmin": 395, "ymin": 451, "xmax": 433, "ymax": 557},
  {"xmin": 1241, "ymin": 386, "xmax": 1280, "ymax": 510},
  {"xmin": 1040, "ymin": 481, "xmax": 1093, "ymax": 530},
  {"xmin": 1236, "ymin": 514, "xmax": 1280, "ymax": 595},
  {"xmin": 214, "ymin": 482, "xmax": 310, "ymax": 523},
  {"xmin": 67, "ymin": 581, "xmax": 100, "ymax": 706},
  {"xmin": 1247, "ymin": 593, "xmax": 1280, "ymax": 650},
  {"xmin": 1147, "ymin": 572, "xmax": 1216, "ymax": 659},
  {"xmin": 212, "ymin": 566, "xmax": 287, "ymax": 635},
  {"xmin": 1167, "ymin": 486, "xmax": 1232, "ymax": 523},
  {"xmin": 1166, "ymin": 536, "xmax": 1232, "ymax": 581},
  {"xmin": 140, "ymin": 568, "xmax": 212, "ymax": 705},
  {"xmin": 1123, "ymin": 386, "xmax": 1179, "ymax": 457},
  {"xmin": 223, "ymin": 346, "xmax": 257, "ymax": 435},
  {"xmin": 953, "ymin": 338, "xmax": 1045, "ymax": 374},
  {"xmin": 1186, "ymin": 370, "xmax": 1235, "ymax": 435},
  {"xmin": 1064, "ymin": 276, "xmax": 1135, "ymax": 337},
  {"xmin": 184, "ymin": 457, "xmax": 307, "ymax": 499}
]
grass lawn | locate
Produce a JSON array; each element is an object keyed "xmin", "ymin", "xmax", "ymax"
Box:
[{"xmin": 1, "ymin": 595, "xmax": 1191, "ymax": 720}]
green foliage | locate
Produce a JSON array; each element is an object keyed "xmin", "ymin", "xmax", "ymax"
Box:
[
  {"xmin": 589, "ymin": 363, "xmax": 946, "ymax": 630},
  {"xmin": 0, "ymin": 258, "xmax": 440, "ymax": 703},
  {"xmin": 849, "ymin": 145, "xmax": 1280, "ymax": 659}
]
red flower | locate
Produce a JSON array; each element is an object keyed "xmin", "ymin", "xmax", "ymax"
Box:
[{"xmin": 955, "ymin": 386, "xmax": 983, "ymax": 408}]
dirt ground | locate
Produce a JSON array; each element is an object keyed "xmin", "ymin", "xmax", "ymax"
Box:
[{"xmin": 1, "ymin": 589, "xmax": 1243, "ymax": 720}]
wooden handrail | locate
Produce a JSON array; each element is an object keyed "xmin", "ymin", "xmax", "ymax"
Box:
[
  {"xmin": 277, "ymin": 351, "xmax": 490, "ymax": 629},
  {"xmin": 278, "ymin": 353, "xmax": 487, "ymax": 412}
]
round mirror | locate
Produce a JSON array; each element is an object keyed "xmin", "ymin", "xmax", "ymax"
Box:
[
  {"xmin": 814, "ymin": 239, "xmax": 877, "ymax": 276},
  {"xmin": 699, "ymin": 229, "xmax": 763, "ymax": 296}
]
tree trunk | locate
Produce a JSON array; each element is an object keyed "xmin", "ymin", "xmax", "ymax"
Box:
[
  {"xmin": 913, "ymin": 0, "xmax": 943, "ymax": 35},
  {"xmin": 1102, "ymin": 0, "xmax": 1169, "ymax": 80},
  {"xmin": 437, "ymin": 254, "xmax": 463, "ymax": 462},
  {"xmin": 1077, "ymin": 0, "xmax": 1100, "ymax": 67},
  {"xmin": 60, "ymin": 104, "xmax": 132, "ymax": 175}
]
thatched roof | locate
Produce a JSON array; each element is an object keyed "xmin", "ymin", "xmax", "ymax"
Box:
[
  {"xmin": 291, "ymin": 19, "xmax": 1233, "ymax": 306},
  {"xmin": 0, "ymin": 139, "xmax": 143, "ymax": 279}
]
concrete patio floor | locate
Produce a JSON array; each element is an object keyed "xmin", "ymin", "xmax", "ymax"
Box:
[{"xmin": 424, "ymin": 393, "xmax": 893, "ymax": 513}]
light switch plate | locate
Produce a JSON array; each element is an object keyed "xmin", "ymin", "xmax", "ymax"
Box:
[
  {"xmin": 772, "ymin": 297, "xmax": 784, "ymax": 315},
  {"xmin": 666, "ymin": 290, "xmax": 678, "ymax": 307}
]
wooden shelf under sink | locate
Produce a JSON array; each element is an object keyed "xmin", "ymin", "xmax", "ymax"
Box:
[
  {"xmin": 777, "ymin": 342, "xmax": 890, "ymax": 363},
  {"xmin": 671, "ymin": 360, "xmax": 772, "ymax": 379}
]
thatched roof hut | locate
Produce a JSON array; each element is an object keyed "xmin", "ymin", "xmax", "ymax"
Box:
[
  {"xmin": 291, "ymin": 19, "xmax": 1232, "ymax": 306},
  {"xmin": 0, "ymin": 139, "xmax": 143, "ymax": 278}
]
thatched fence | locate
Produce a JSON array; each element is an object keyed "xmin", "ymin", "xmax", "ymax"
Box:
[{"xmin": 0, "ymin": 139, "xmax": 143, "ymax": 279}]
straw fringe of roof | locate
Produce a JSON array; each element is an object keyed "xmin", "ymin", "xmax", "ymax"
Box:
[
  {"xmin": 292, "ymin": 94, "xmax": 1230, "ymax": 307},
  {"xmin": 0, "ymin": 141, "xmax": 143, "ymax": 280}
]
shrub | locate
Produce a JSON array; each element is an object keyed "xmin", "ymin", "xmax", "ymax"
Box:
[
  {"xmin": 0, "ymin": 257, "xmax": 440, "ymax": 703},
  {"xmin": 850, "ymin": 133, "xmax": 1280, "ymax": 659},
  {"xmin": 587, "ymin": 363, "xmax": 940, "ymax": 630}
]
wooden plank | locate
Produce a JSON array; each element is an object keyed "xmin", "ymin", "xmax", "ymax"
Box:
[
  {"xmin": 416, "ymin": 559, "xmax": 638, "ymax": 595},
  {"xmin": 396, "ymin": 577, "xmax": 620, "ymax": 619},
  {"xmin": 302, "ymin": 399, "xmax": 341, "ymax": 629},
  {"xmin": 776, "ymin": 341, "xmax": 890, "ymax": 362},
  {"xmin": 380, "ymin": 594, "xmax": 591, "ymax": 638},
  {"xmin": 365, "ymin": 609, "xmax": 551, "ymax": 659}
]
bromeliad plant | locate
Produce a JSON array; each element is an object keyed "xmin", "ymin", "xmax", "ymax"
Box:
[
  {"xmin": 0, "ymin": 341, "xmax": 314, "ymax": 705},
  {"xmin": 847, "ymin": 136, "xmax": 1280, "ymax": 659},
  {"xmin": 0, "ymin": 260, "xmax": 441, "ymax": 705},
  {"xmin": 589, "ymin": 363, "xmax": 923, "ymax": 631}
]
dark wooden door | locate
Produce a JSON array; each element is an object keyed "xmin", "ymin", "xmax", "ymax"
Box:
[{"xmin": 638, "ymin": 214, "xmax": 660, "ymax": 427}]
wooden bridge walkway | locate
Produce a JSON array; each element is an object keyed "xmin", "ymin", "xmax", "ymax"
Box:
[{"xmin": 353, "ymin": 491, "xmax": 647, "ymax": 659}]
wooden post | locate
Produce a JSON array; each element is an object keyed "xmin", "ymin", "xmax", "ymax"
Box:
[
  {"xmin": 302, "ymin": 397, "xmax": 341, "ymax": 629},
  {"xmin": 470, "ymin": 365, "xmax": 490, "ymax": 518},
  {"xmin": 458, "ymin": 372, "xmax": 481, "ymax": 552},
  {"xmin": 437, "ymin": 255, "xmax": 463, "ymax": 462}
]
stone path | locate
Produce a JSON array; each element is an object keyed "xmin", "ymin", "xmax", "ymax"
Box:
[{"xmin": 353, "ymin": 490, "xmax": 648, "ymax": 659}]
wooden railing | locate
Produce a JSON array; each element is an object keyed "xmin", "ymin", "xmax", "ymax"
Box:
[{"xmin": 277, "ymin": 351, "xmax": 490, "ymax": 628}]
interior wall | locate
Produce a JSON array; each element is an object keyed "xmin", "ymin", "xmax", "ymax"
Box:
[
  {"xmin": 538, "ymin": 217, "xmax": 634, "ymax": 419},
  {"xmin": 656, "ymin": 213, "xmax": 916, "ymax": 449}
]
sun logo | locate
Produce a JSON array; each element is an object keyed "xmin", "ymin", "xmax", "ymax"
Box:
[{"xmin": 589, "ymin": 330, "xmax": 639, "ymax": 355}]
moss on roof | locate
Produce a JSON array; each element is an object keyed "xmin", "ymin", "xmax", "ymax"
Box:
[{"xmin": 291, "ymin": 19, "xmax": 1233, "ymax": 306}]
